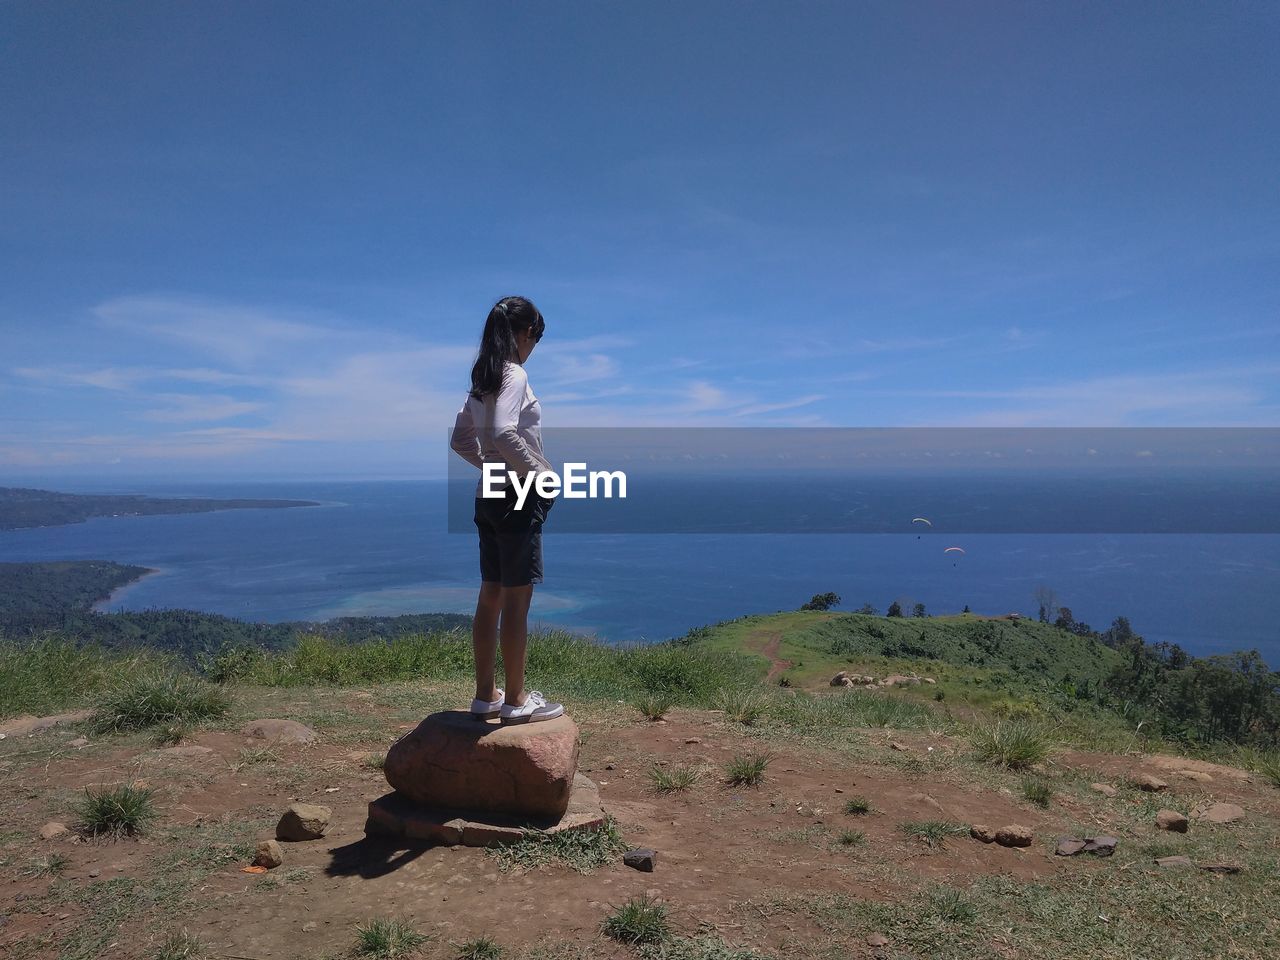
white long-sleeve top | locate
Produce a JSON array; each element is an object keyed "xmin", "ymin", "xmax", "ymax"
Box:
[{"xmin": 450, "ymin": 361, "xmax": 552, "ymax": 488}]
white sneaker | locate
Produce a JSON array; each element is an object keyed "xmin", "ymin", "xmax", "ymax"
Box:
[
  {"xmin": 500, "ymin": 691, "xmax": 565, "ymax": 724},
  {"xmin": 470, "ymin": 688, "xmax": 504, "ymax": 720}
]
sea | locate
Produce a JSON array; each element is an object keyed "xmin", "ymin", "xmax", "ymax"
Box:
[{"xmin": 1, "ymin": 478, "xmax": 1276, "ymax": 664}]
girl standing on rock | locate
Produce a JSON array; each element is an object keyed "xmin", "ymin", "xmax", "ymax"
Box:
[{"xmin": 450, "ymin": 296, "xmax": 566, "ymax": 724}]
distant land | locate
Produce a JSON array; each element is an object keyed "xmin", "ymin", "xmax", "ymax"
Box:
[
  {"xmin": 0, "ymin": 559, "xmax": 470, "ymax": 659},
  {"xmin": 0, "ymin": 486, "xmax": 320, "ymax": 531}
]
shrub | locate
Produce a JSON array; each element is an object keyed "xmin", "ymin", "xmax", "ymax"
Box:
[
  {"xmin": 355, "ymin": 917, "xmax": 428, "ymax": 958},
  {"xmin": 602, "ymin": 895, "xmax": 669, "ymax": 945},
  {"xmin": 715, "ymin": 687, "xmax": 765, "ymax": 725},
  {"xmin": 969, "ymin": 720, "xmax": 1052, "ymax": 769},
  {"xmin": 92, "ymin": 670, "xmax": 229, "ymax": 732},
  {"xmin": 152, "ymin": 931, "xmax": 205, "ymax": 960},
  {"xmin": 77, "ymin": 783, "xmax": 158, "ymax": 837},
  {"xmin": 836, "ymin": 829, "xmax": 865, "ymax": 847},
  {"xmin": 649, "ymin": 764, "xmax": 700, "ymax": 793},
  {"xmin": 725, "ymin": 751, "xmax": 773, "ymax": 787}
]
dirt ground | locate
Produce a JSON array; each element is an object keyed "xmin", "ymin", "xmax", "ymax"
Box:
[{"xmin": 2, "ymin": 693, "xmax": 1277, "ymax": 960}]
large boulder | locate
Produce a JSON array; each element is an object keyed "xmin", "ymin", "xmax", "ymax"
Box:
[{"xmin": 384, "ymin": 711, "xmax": 579, "ymax": 820}]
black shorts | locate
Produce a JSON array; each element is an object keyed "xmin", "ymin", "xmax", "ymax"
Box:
[{"xmin": 474, "ymin": 489, "xmax": 553, "ymax": 587}]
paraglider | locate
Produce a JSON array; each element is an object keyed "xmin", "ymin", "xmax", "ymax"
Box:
[
  {"xmin": 912, "ymin": 517, "xmax": 931, "ymax": 539},
  {"xmin": 943, "ymin": 546, "xmax": 965, "ymax": 554}
]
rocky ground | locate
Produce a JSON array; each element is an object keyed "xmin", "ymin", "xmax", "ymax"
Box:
[{"xmin": 2, "ymin": 682, "xmax": 1278, "ymax": 960}]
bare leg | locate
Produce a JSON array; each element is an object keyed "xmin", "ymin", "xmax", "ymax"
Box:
[
  {"xmin": 472, "ymin": 581, "xmax": 502, "ymax": 701},
  {"xmin": 499, "ymin": 584, "xmax": 534, "ymax": 706}
]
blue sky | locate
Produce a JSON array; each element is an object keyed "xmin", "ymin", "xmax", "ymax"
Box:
[{"xmin": 2, "ymin": 1, "xmax": 1277, "ymax": 479}]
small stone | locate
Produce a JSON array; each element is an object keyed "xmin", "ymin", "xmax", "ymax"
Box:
[
  {"xmin": 1196, "ymin": 802, "xmax": 1245, "ymax": 825},
  {"xmin": 866, "ymin": 932, "xmax": 890, "ymax": 947},
  {"xmin": 1177, "ymin": 769, "xmax": 1213, "ymax": 783},
  {"xmin": 623, "ymin": 848, "xmax": 658, "ymax": 872},
  {"xmin": 276, "ymin": 803, "xmax": 331, "ymax": 841},
  {"xmin": 243, "ymin": 719, "xmax": 318, "ymax": 744},
  {"xmin": 1155, "ymin": 809, "xmax": 1189, "ymax": 833},
  {"xmin": 1082, "ymin": 836, "xmax": 1118, "ymax": 857},
  {"xmin": 970, "ymin": 824, "xmax": 997, "ymax": 843},
  {"xmin": 253, "ymin": 839, "xmax": 284, "ymax": 868},
  {"xmin": 995, "ymin": 825, "xmax": 1033, "ymax": 848},
  {"xmin": 1156, "ymin": 855, "xmax": 1194, "ymax": 869},
  {"xmin": 1055, "ymin": 837, "xmax": 1086, "ymax": 856},
  {"xmin": 889, "ymin": 741, "xmax": 910, "ymax": 752},
  {"xmin": 88, "ymin": 868, "xmax": 101, "ymax": 878},
  {"xmin": 1132, "ymin": 773, "xmax": 1168, "ymax": 792},
  {"xmin": 39, "ymin": 822, "xmax": 69, "ymax": 841},
  {"xmin": 68, "ymin": 738, "xmax": 90, "ymax": 748},
  {"xmin": 302, "ymin": 921, "xmax": 317, "ymax": 932},
  {"xmin": 684, "ymin": 738, "xmax": 701, "ymax": 745},
  {"xmin": 1090, "ymin": 783, "xmax": 1118, "ymax": 798},
  {"xmin": 1199, "ymin": 862, "xmax": 1242, "ymax": 874}
]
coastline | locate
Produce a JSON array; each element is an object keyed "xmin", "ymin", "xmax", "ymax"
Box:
[{"xmin": 90, "ymin": 565, "xmax": 164, "ymax": 613}]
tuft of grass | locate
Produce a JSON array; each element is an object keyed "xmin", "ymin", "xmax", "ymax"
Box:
[
  {"xmin": 649, "ymin": 764, "xmax": 701, "ymax": 793},
  {"xmin": 926, "ymin": 885, "xmax": 977, "ymax": 925},
  {"xmin": 1020, "ymin": 776, "xmax": 1053, "ymax": 808},
  {"xmin": 456, "ymin": 937, "xmax": 503, "ymax": 960},
  {"xmin": 77, "ymin": 783, "xmax": 158, "ymax": 837},
  {"xmin": 489, "ymin": 816, "xmax": 627, "ymax": 874},
  {"xmin": 21, "ymin": 853, "xmax": 71, "ymax": 878},
  {"xmin": 602, "ymin": 894, "xmax": 670, "ymax": 945},
  {"xmin": 355, "ymin": 917, "xmax": 429, "ymax": 958},
  {"xmin": 725, "ymin": 751, "xmax": 773, "ymax": 786},
  {"xmin": 151, "ymin": 723, "xmax": 189, "ymax": 747},
  {"xmin": 715, "ymin": 687, "xmax": 766, "ymax": 725},
  {"xmin": 152, "ymin": 931, "xmax": 204, "ymax": 960},
  {"xmin": 843, "ymin": 796, "xmax": 872, "ymax": 815},
  {"xmin": 635, "ymin": 693, "xmax": 674, "ymax": 721},
  {"xmin": 836, "ymin": 829, "xmax": 866, "ymax": 847},
  {"xmin": 1254, "ymin": 752, "xmax": 1280, "ymax": 788},
  {"xmin": 968, "ymin": 720, "xmax": 1051, "ymax": 770},
  {"xmin": 364, "ymin": 752, "xmax": 387, "ymax": 770},
  {"xmin": 92, "ymin": 670, "xmax": 229, "ymax": 733},
  {"xmin": 153, "ymin": 931, "xmax": 205, "ymax": 960},
  {"xmin": 901, "ymin": 820, "xmax": 970, "ymax": 849}
]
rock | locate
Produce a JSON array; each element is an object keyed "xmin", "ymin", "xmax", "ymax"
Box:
[
  {"xmin": 88, "ymin": 868, "xmax": 100, "ymax": 878},
  {"xmin": 1082, "ymin": 836, "xmax": 1118, "ymax": 857},
  {"xmin": 1155, "ymin": 809, "xmax": 1189, "ymax": 833},
  {"xmin": 1155, "ymin": 855, "xmax": 1194, "ymax": 869},
  {"xmin": 1090, "ymin": 783, "xmax": 1118, "ymax": 798},
  {"xmin": 253, "ymin": 839, "xmax": 284, "ymax": 868},
  {"xmin": 0, "ymin": 710, "xmax": 93, "ymax": 737},
  {"xmin": 880, "ymin": 675, "xmax": 920, "ymax": 687},
  {"xmin": 39, "ymin": 822, "xmax": 69, "ymax": 841},
  {"xmin": 384, "ymin": 711, "xmax": 579, "ymax": 819},
  {"xmin": 889, "ymin": 741, "xmax": 910, "ymax": 752},
  {"xmin": 68, "ymin": 738, "xmax": 90, "ymax": 748},
  {"xmin": 243, "ymin": 719, "xmax": 318, "ymax": 744},
  {"xmin": 684, "ymin": 738, "xmax": 701, "ymax": 745},
  {"xmin": 1176, "ymin": 769, "xmax": 1213, "ymax": 783},
  {"xmin": 1199, "ymin": 862, "xmax": 1242, "ymax": 874},
  {"xmin": 1195, "ymin": 802, "xmax": 1245, "ymax": 825},
  {"xmin": 276, "ymin": 803, "xmax": 331, "ymax": 841},
  {"xmin": 1055, "ymin": 837, "xmax": 1086, "ymax": 856},
  {"xmin": 1132, "ymin": 773, "xmax": 1168, "ymax": 792},
  {"xmin": 970, "ymin": 824, "xmax": 997, "ymax": 844},
  {"xmin": 623, "ymin": 848, "xmax": 658, "ymax": 872},
  {"xmin": 866, "ymin": 933, "xmax": 890, "ymax": 947},
  {"xmin": 995, "ymin": 825, "xmax": 1033, "ymax": 848},
  {"xmin": 830, "ymin": 672, "xmax": 850, "ymax": 687}
]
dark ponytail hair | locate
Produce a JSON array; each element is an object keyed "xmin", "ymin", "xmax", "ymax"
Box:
[{"xmin": 469, "ymin": 296, "xmax": 545, "ymax": 398}]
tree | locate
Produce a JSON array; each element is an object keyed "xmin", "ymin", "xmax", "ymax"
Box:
[
  {"xmin": 800, "ymin": 592, "xmax": 840, "ymax": 611},
  {"xmin": 1053, "ymin": 607, "xmax": 1075, "ymax": 630},
  {"xmin": 913, "ymin": 602, "xmax": 927, "ymax": 618},
  {"xmin": 1034, "ymin": 585, "xmax": 1058, "ymax": 623},
  {"xmin": 887, "ymin": 600, "xmax": 903, "ymax": 618},
  {"xmin": 856, "ymin": 603, "xmax": 876, "ymax": 615},
  {"xmin": 1103, "ymin": 616, "xmax": 1134, "ymax": 648},
  {"xmin": 962, "ymin": 604, "xmax": 971, "ymax": 614}
]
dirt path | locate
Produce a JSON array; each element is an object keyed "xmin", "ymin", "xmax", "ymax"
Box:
[{"xmin": 761, "ymin": 631, "xmax": 793, "ymax": 684}]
